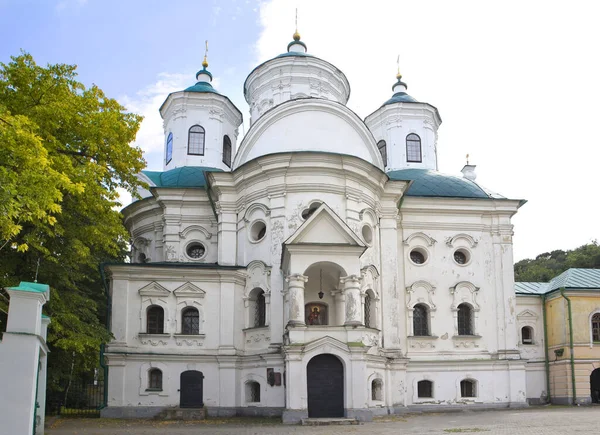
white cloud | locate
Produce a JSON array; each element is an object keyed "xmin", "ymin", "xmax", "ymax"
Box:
[{"xmin": 255, "ymin": 0, "xmax": 600, "ymax": 261}]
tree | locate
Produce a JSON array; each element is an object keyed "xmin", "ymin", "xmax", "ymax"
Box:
[
  {"xmin": 514, "ymin": 241, "xmax": 600, "ymax": 282},
  {"xmin": 0, "ymin": 52, "xmax": 145, "ymax": 401}
]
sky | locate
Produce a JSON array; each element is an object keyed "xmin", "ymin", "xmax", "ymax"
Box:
[{"xmin": 1, "ymin": 0, "xmax": 599, "ymax": 262}]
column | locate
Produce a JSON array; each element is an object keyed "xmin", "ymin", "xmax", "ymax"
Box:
[
  {"xmin": 342, "ymin": 275, "xmax": 362, "ymax": 326},
  {"xmin": 333, "ymin": 290, "xmax": 346, "ymax": 325},
  {"xmin": 286, "ymin": 274, "xmax": 308, "ymax": 326}
]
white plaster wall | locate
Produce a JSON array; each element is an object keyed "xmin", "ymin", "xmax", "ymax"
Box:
[
  {"xmin": 160, "ymin": 93, "xmax": 242, "ymax": 171},
  {"xmin": 244, "ymin": 55, "xmax": 350, "ymax": 125},
  {"xmin": 525, "ymin": 363, "xmax": 547, "ymax": 402},
  {"xmin": 516, "ymin": 296, "xmax": 545, "ymax": 360},
  {"xmin": 365, "ymin": 103, "xmax": 441, "ymax": 171}
]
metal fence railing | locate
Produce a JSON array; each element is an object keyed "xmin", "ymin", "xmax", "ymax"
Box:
[{"xmin": 46, "ymin": 380, "xmax": 104, "ymax": 417}]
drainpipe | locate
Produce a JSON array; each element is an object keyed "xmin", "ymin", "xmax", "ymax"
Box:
[
  {"xmin": 542, "ymin": 294, "xmax": 551, "ymax": 403},
  {"xmin": 559, "ymin": 288, "xmax": 577, "ymax": 405},
  {"xmin": 99, "ymin": 264, "xmax": 110, "ymax": 409}
]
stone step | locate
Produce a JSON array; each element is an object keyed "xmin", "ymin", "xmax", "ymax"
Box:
[
  {"xmin": 155, "ymin": 407, "xmax": 206, "ymax": 420},
  {"xmin": 301, "ymin": 418, "xmax": 360, "ymax": 426}
]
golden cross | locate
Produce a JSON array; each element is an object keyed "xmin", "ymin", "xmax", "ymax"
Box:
[
  {"xmin": 295, "ymin": 8, "xmax": 298, "ymax": 32},
  {"xmin": 205, "ymin": 40, "xmax": 209, "ymax": 58},
  {"xmin": 466, "ymin": 154, "xmax": 470, "ymax": 165}
]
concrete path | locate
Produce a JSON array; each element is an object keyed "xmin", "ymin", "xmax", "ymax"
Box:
[{"xmin": 46, "ymin": 406, "xmax": 600, "ymax": 434}]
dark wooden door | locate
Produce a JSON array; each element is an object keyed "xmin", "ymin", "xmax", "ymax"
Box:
[
  {"xmin": 180, "ymin": 370, "xmax": 204, "ymax": 408},
  {"xmin": 307, "ymin": 354, "xmax": 344, "ymax": 418},
  {"xmin": 591, "ymin": 369, "xmax": 600, "ymax": 403}
]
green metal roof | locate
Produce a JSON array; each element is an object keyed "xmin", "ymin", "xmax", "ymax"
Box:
[
  {"xmin": 142, "ymin": 166, "xmax": 222, "ymax": 189},
  {"xmin": 8, "ymin": 281, "xmax": 49, "ymax": 294},
  {"xmin": 547, "ymin": 268, "xmax": 600, "ymax": 291},
  {"xmin": 388, "ymin": 169, "xmax": 496, "ymax": 199},
  {"xmin": 383, "ymin": 91, "xmax": 418, "ymax": 105},
  {"xmin": 184, "ymin": 81, "xmax": 221, "ymax": 94},
  {"xmin": 515, "ymin": 269, "xmax": 600, "ymax": 296},
  {"xmin": 515, "ymin": 282, "xmax": 549, "ymax": 295}
]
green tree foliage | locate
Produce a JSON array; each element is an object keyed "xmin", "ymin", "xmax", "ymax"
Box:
[
  {"xmin": 514, "ymin": 241, "xmax": 600, "ymax": 282},
  {"xmin": 0, "ymin": 52, "xmax": 145, "ymax": 399}
]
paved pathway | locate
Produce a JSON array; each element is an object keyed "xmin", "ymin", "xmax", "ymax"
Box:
[{"xmin": 47, "ymin": 407, "xmax": 600, "ymax": 434}]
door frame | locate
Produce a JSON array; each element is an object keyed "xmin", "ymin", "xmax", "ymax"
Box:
[{"xmin": 306, "ymin": 353, "xmax": 345, "ymax": 418}]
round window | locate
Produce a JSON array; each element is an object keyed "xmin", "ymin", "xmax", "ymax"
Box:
[
  {"xmin": 409, "ymin": 248, "xmax": 427, "ymax": 265},
  {"xmin": 453, "ymin": 248, "xmax": 471, "ymax": 265},
  {"xmin": 250, "ymin": 220, "xmax": 267, "ymax": 242},
  {"xmin": 362, "ymin": 224, "xmax": 373, "ymax": 245},
  {"xmin": 186, "ymin": 243, "xmax": 206, "ymax": 259}
]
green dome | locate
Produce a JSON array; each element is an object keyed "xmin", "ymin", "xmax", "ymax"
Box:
[
  {"xmin": 383, "ymin": 92, "xmax": 418, "ymax": 105},
  {"xmin": 184, "ymin": 81, "xmax": 221, "ymax": 94}
]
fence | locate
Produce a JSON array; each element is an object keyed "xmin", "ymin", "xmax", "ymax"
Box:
[{"xmin": 46, "ymin": 379, "xmax": 104, "ymax": 417}]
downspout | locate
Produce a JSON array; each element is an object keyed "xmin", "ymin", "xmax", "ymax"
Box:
[
  {"xmin": 542, "ymin": 294, "xmax": 551, "ymax": 403},
  {"xmin": 559, "ymin": 288, "xmax": 577, "ymax": 405},
  {"xmin": 99, "ymin": 264, "xmax": 110, "ymax": 409}
]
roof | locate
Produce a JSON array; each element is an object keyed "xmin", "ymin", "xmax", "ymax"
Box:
[
  {"xmin": 183, "ymin": 81, "xmax": 221, "ymax": 94},
  {"xmin": 383, "ymin": 91, "xmax": 418, "ymax": 105},
  {"xmin": 142, "ymin": 166, "xmax": 222, "ymax": 189},
  {"xmin": 515, "ymin": 269, "xmax": 600, "ymax": 296},
  {"xmin": 7, "ymin": 281, "xmax": 49, "ymax": 294},
  {"xmin": 388, "ymin": 168, "xmax": 500, "ymax": 199},
  {"xmin": 514, "ymin": 282, "xmax": 549, "ymax": 295}
]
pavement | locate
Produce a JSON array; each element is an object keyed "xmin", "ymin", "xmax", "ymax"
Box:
[{"xmin": 46, "ymin": 406, "xmax": 600, "ymax": 434}]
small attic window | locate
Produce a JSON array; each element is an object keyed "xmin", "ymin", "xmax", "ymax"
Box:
[
  {"xmin": 188, "ymin": 125, "xmax": 205, "ymax": 155},
  {"xmin": 406, "ymin": 133, "xmax": 422, "ymax": 163}
]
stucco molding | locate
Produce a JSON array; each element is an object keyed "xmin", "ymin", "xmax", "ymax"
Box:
[
  {"xmin": 446, "ymin": 233, "xmax": 479, "ymax": 248},
  {"xmin": 403, "ymin": 232, "xmax": 437, "ymax": 247}
]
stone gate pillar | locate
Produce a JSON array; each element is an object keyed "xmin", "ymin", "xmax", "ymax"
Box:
[{"xmin": 0, "ymin": 281, "xmax": 50, "ymax": 435}]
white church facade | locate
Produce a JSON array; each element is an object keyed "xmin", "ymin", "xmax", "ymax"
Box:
[{"xmin": 102, "ymin": 32, "xmax": 541, "ymax": 422}]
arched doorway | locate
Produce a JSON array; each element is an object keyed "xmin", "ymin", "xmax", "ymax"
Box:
[
  {"xmin": 180, "ymin": 370, "xmax": 204, "ymax": 408},
  {"xmin": 307, "ymin": 354, "xmax": 344, "ymax": 418},
  {"xmin": 591, "ymin": 368, "xmax": 600, "ymax": 403}
]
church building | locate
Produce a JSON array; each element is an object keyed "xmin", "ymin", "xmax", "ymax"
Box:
[{"xmin": 102, "ymin": 30, "xmax": 536, "ymax": 422}]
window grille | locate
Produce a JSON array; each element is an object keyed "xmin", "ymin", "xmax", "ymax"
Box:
[
  {"xmin": 413, "ymin": 304, "xmax": 429, "ymax": 336},
  {"xmin": 457, "ymin": 303, "xmax": 473, "ymax": 335},
  {"xmin": 377, "ymin": 140, "xmax": 387, "ymax": 166},
  {"xmin": 147, "ymin": 306, "xmax": 164, "ymax": 334},
  {"xmin": 246, "ymin": 382, "xmax": 260, "ymax": 402},
  {"xmin": 371, "ymin": 379, "xmax": 383, "ymax": 401},
  {"xmin": 364, "ymin": 294, "xmax": 372, "ymax": 328},
  {"xmin": 593, "ymin": 314, "xmax": 600, "ymax": 342},
  {"xmin": 417, "ymin": 380, "xmax": 433, "ymax": 398},
  {"xmin": 406, "ymin": 133, "xmax": 422, "ymax": 162},
  {"xmin": 149, "ymin": 369, "xmax": 162, "ymax": 390},
  {"xmin": 255, "ymin": 291, "xmax": 266, "ymax": 327},
  {"xmin": 182, "ymin": 307, "xmax": 200, "ymax": 335},
  {"xmin": 461, "ymin": 379, "xmax": 476, "ymax": 397},
  {"xmin": 188, "ymin": 125, "xmax": 205, "ymax": 155},
  {"xmin": 222, "ymin": 135, "xmax": 232, "ymax": 167},
  {"xmin": 521, "ymin": 326, "xmax": 533, "ymax": 344}
]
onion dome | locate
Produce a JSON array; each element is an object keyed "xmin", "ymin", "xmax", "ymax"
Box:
[
  {"xmin": 383, "ymin": 71, "xmax": 418, "ymax": 105},
  {"xmin": 184, "ymin": 41, "xmax": 220, "ymax": 94}
]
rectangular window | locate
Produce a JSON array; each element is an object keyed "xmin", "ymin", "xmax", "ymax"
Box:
[{"xmin": 417, "ymin": 380, "xmax": 433, "ymax": 398}]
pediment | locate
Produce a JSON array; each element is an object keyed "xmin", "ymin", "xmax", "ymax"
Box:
[
  {"xmin": 173, "ymin": 282, "xmax": 206, "ymax": 298},
  {"xmin": 138, "ymin": 281, "xmax": 170, "ymax": 297},
  {"xmin": 302, "ymin": 335, "xmax": 350, "ymax": 354},
  {"xmin": 517, "ymin": 309, "xmax": 538, "ymax": 319},
  {"xmin": 284, "ymin": 203, "xmax": 365, "ymax": 247}
]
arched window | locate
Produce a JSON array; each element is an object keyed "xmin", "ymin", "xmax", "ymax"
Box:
[
  {"xmin": 245, "ymin": 381, "xmax": 260, "ymax": 403},
  {"xmin": 364, "ymin": 293, "xmax": 372, "ymax": 328},
  {"xmin": 182, "ymin": 307, "xmax": 200, "ymax": 335},
  {"xmin": 592, "ymin": 313, "xmax": 600, "ymax": 342},
  {"xmin": 406, "ymin": 133, "xmax": 422, "ymax": 163},
  {"xmin": 371, "ymin": 379, "xmax": 383, "ymax": 401},
  {"xmin": 222, "ymin": 135, "xmax": 232, "ymax": 167},
  {"xmin": 377, "ymin": 140, "xmax": 387, "ymax": 167},
  {"xmin": 460, "ymin": 379, "xmax": 476, "ymax": 398},
  {"xmin": 417, "ymin": 380, "xmax": 433, "ymax": 398},
  {"xmin": 521, "ymin": 326, "xmax": 533, "ymax": 344},
  {"xmin": 457, "ymin": 303, "xmax": 473, "ymax": 336},
  {"xmin": 148, "ymin": 368, "xmax": 163, "ymax": 391},
  {"xmin": 146, "ymin": 305, "xmax": 164, "ymax": 334},
  {"xmin": 255, "ymin": 290, "xmax": 266, "ymax": 327},
  {"xmin": 413, "ymin": 304, "xmax": 429, "ymax": 336},
  {"xmin": 188, "ymin": 125, "xmax": 205, "ymax": 155},
  {"xmin": 166, "ymin": 132, "xmax": 173, "ymax": 164}
]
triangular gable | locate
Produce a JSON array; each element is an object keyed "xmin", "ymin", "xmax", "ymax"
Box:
[
  {"xmin": 517, "ymin": 309, "xmax": 538, "ymax": 320},
  {"xmin": 284, "ymin": 203, "xmax": 365, "ymax": 247},
  {"xmin": 138, "ymin": 281, "xmax": 170, "ymax": 297},
  {"xmin": 173, "ymin": 282, "xmax": 206, "ymax": 298},
  {"xmin": 302, "ymin": 335, "xmax": 350, "ymax": 354}
]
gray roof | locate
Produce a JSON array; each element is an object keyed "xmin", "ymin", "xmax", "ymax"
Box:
[{"xmin": 515, "ymin": 268, "xmax": 600, "ymax": 296}]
